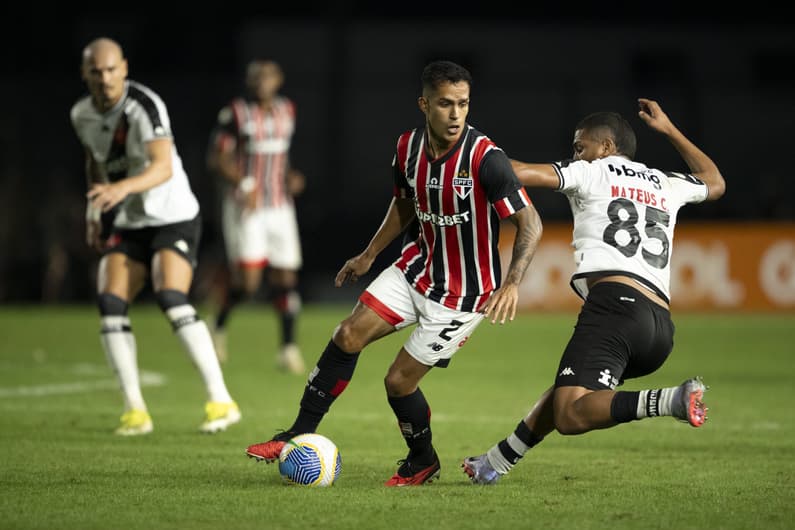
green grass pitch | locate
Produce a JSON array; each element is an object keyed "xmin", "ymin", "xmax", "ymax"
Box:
[{"xmin": 1, "ymin": 304, "xmax": 793, "ymax": 529}]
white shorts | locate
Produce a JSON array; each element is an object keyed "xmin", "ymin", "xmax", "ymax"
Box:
[
  {"xmin": 361, "ymin": 265, "xmax": 485, "ymax": 367},
  {"xmin": 221, "ymin": 196, "xmax": 302, "ymax": 270}
]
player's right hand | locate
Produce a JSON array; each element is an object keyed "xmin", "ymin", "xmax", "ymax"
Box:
[
  {"xmin": 638, "ymin": 98, "xmax": 674, "ymax": 135},
  {"xmin": 334, "ymin": 253, "xmax": 374, "ymax": 287}
]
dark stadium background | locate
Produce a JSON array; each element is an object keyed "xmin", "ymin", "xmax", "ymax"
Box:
[{"xmin": 1, "ymin": 8, "xmax": 793, "ymax": 303}]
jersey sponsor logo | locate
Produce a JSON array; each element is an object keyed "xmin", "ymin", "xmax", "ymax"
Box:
[
  {"xmin": 453, "ymin": 170, "xmax": 473, "ymax": 199},
  {"xmin": 246, "ymin": 137, "xmax": 290, "ymax": 154},
  {"xmin": 414, "ymin": 203, "xmax": 472, "ymax": 227},
  {"xmin": 608, "ymin": 163, "xmax": 662, "ymax": 190}
]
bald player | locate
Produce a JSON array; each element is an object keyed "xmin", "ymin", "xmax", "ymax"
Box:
[{"xmin": 70, "ymin": 37, "xmax": 241, "ymax": 435}]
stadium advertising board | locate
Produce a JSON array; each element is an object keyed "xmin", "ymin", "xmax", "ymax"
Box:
[{"xmin": 499, "ymin": 222, "xmax": 795, "ymax": 312}]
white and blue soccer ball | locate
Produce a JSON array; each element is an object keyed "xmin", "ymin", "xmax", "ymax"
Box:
[{"xmin": 278, "ymin": 433, "xmax": 342, "ymax": 487}]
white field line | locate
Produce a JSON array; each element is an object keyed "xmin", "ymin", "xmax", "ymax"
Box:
[{"xmin": 0, "ymin": 363, "xmax": 166, "ymax": 398}]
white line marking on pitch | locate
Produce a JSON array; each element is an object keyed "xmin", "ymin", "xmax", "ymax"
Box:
[{"xmin": 0, "ymin": 364, "xmax": 166, "ymax": 398}]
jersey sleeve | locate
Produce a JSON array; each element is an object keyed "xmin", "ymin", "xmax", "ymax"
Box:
[
  {"xmin": 392, "ymin": 152, "xmax": 413, "ymax": 199},
  {"xmin": 479, "ymin": 148, "xmax": 530, "ymax": 219},
  {"xmin": 664, "ymin": 171, "xmax": 709, "ymax": 204},
  {"xmin": 392, "ymin": 132, "xmax": 415, "ymax": 199},
  {"xmin": 553, "ymin": 158, "xmax": 594, "ymax": 194},
  {"xmin": 132, "ymin": 97, "xmax": 172, "ymax": 143},
  {"xmin": 212, "ymin": 103, "xmax": 238, "ymax": 152}
]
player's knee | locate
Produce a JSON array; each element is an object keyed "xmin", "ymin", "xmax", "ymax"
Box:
[
  {"xmin": 332, "ymin": 320, "xmax": 365, "ymax": 352},
  {"xmin": 383, "ymin": 371, "xmax": 408, "ymax": 397},
  {"xmin": 97, "ymin": 292, "xmax": 128, "ymax": 316},
  {"xmin": 155, "ymin": 289, "xmax": 199, "ymax": 330},
  {"xmin": 553, "ymin": 406, "xmax": 585, "ymax": 435},
  {"xmin": 155, "ymin": 289, "xmax": 190, "ymax": 310}
]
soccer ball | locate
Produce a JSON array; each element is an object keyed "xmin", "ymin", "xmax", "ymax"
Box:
[{"xmin": 278, "ymin": 433, "xmax": 342, "ymax": 487}]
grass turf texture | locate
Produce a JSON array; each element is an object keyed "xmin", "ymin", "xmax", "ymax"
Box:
[{"xmin": 1, "ymin": 305, "xmax": 793, "ymax": 529}]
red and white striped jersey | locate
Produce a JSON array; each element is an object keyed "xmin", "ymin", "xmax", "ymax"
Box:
[
  {"xmin": 393, "ymin": 125, "xmax": 531, "ymax": 312},
  {"xmin": 212, "ymin": 96, "xmax": 296, "ymax": 208}
]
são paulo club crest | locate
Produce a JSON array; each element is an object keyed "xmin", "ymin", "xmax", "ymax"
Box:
[{"xmin": 453, "ymin": 170, "xmax": 473, "ymax": 200}]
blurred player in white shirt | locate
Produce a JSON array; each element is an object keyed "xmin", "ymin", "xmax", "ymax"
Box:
[{"xmin": 70, "ymin": 37, "xmax": 240, "ymax": 436}]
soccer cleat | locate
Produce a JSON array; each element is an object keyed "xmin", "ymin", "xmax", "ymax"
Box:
[
  {"xmin": 277, "ymin": 343, "xmax": 305, "ymax": 375},
  {"xmin": 210, "ymin": 323, "xmax": 228, "ymax": 363},
  {"xmin": 200, "ymin": 401, "xmax": 241, "ymax": 434},
  {"xmin": 672, "ymin": 376, "xmax": 709, "ymax": 427},
  {"xmin": 384, "ymin": 453, "xmax": 441, "ymax": 486},
  {"xmin": 115, "ymin": 409, "xmax": 153, "ymax": 436},
  {"xmin": 246, "ymin": 431, "xmax": 297, "ymax": 463},
  {"xmin": 462, "ymin": 454, "xmax": 500, "ymax": 485}
]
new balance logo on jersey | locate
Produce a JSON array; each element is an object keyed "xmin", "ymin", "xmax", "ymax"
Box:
[
  {"xmin": 427, "ymin": 342, "xmax": 444, "ymax": 352},
  {"xmin": 559, "ymin": 367, "xmax": 575, "ymax": 376}
]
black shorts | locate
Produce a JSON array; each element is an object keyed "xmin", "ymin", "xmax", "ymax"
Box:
[
  {"xmin": 554, "ymin": 282, "xmax": 674, "ymax": 390},
  {"xmin": 104, "ymin": 215, "xmax": 201, "ymax": 268}
]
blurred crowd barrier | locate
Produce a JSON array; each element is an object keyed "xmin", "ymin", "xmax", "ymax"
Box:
[{"xmin": 500, "ymin": 222, "xmax": 795, "ymax": 312}]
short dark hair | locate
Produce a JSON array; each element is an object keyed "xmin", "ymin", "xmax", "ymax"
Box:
[
  {"xmin": 576, "ymin": 111, "xmax": 637, "ymax": 159},
  {"xmin": 421, "ymin": 60, "xmax": 472, "ymax": 92}
]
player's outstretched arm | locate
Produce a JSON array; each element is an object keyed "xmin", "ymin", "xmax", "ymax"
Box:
[
  {"xmin": 510, "ymin": 160, "xmax": 560, "ymax": 189},
  {"xmin": 638, "ymin": 98, "xmax": 725, "ymax": 201}
]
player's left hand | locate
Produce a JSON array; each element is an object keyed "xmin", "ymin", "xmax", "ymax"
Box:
[{"xmin": 482, "ymin": 283, "xmax": 519, "ymax": 324}]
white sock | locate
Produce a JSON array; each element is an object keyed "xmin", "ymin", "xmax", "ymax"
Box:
[
  {"xmin": 166, "ymin": 305, "xmax": 233, "ymax": 403},
  {"xmin": 100, "ymin": 316, "xmax": 146, "ymax": 411},
  {"xmin": 636, "ymin": 387, "xmax": 678, "ymax": 418}
]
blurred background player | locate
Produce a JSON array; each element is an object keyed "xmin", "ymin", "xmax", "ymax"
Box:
[
  {"xmin": 207, "ymin": 59, "xmax": 306, "ymax": 374},
  {"xmin": 246, "ymin": 60, "xmax": 543, "ymax": 486},
  {"xmin": 70, "ymin": 37, "xmax": 241, "ymax": 435},
  {"xmin": 462, "ymin": 98, "xmax": 725, "ymax": 484}
]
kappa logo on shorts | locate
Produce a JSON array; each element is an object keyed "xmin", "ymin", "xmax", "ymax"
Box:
[{"xmin": 559, "ymin": 366, "xmax": 575, "ymax": 376}]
